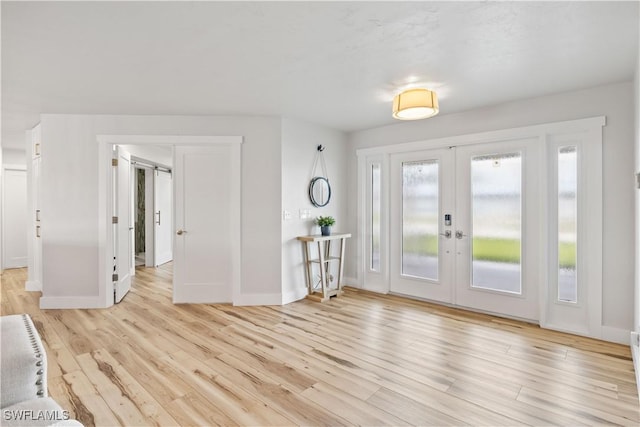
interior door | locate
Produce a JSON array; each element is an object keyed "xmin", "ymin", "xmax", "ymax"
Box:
[
  {"xmin": 454, "ymin": 139, "xmax": 541, "ymax": 321},
  {"xmin": 2, "ymin": 168, "xmax": 28, "ymax": 269},
  {"xmin": 173, "ymin": 146, "xmax": 235, "ymax": 303},
  {"xmin": 154, "ymin": 169, "xmax": 173, "ymax": 266},
  {"xmin": 389, "ymin": 148, "xmax": 455, "ymax": 302},
  {"xmin": 114, "ymin": 146, "xmax": 133, "ymax": 303}
]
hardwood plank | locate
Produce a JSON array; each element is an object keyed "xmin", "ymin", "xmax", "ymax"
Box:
[
  {"xmin": 300, "ymin": 382, "xmax": 410, "ymax": 426},
  {"xmin": 76, "ymin": 349, "xmax": 180, "ymax": 426},
  {"xmin": 1, "ymin": 265, "xmax": 637, "ymax": 426},
  {"xmin": 366, "ymin": 387, "xmax": 467, "ymax": 426}
]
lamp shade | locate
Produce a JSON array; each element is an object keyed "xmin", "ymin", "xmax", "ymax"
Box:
[{"xmin": 392, "ymin": 88, "xmax": 439, "ymax": 120}]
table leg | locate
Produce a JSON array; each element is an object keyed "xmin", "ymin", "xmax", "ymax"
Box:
[
  {"xmin": 317, "ymin": 241, "xmax": 327, "ymax": 299},
  {"xmin": 303, "ymin": 241, "xmax": 313, "ymax": 295},
  {"xmin": 338, "ymin": 237, "xmax": 346, "ymax": 292}
]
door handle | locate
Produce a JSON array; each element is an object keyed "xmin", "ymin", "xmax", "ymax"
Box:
[
  {"xmin": 176, "ymin": 229, "xmax": 187, "ymax": 235},
  {"xmin": 455, "ymin": 230, "xmax": 467, "ymax": 239},
  {"xmin": 156, "ymin": 211, "xmax": 161, "ymax": 226},
  {"xmin": 439, "ymin": 230, "xmax": 452, "ymax": 239}
]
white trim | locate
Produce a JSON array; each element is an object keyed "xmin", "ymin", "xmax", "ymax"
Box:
[
  {"xmin": 356, "ymin": 116, "xmax": 606, "ymax": 157},
  {"xmin": 99, "ymin": 134, "xmax": 243, "ymax": 309},
  {"xmin": 40, "ymin": 296, "xmax": 105, "ymax": 309},
  {"xmin": 282, "ymin": 287, "xmax": 308, "ymax": 305},
  {"xmin": 2, "ymin": 164, "xmax": 27, "ymax": 171},
  {"xmin": 599, "ymin": 326, "xmax": 631, "ymax": 345},
  {"xmin": 234, "ymin": 293, "xmax": 283, "ymax": 306},
  {"xmin": 631, "ymin": 332, "xmax": 640, "ymax": 401},
  {"xmin": 96, "ymin": 135, "xmax": 242, "ymax": 146},
  {"xmin": 230, "ymin": 144, "xmax": 243, "ymax": 306},
  {"xmin": 25, "ymin": 280, "xmax": 42, "ymax": 292}
]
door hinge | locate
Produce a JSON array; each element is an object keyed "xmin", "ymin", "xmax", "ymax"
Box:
[
  {"xmin": 112, "ymin": 273, "xmax": 119, "ymax": 282},
  {"xmin": 112, "ymin": 158, "xmax": 118, "ymax": 167},
  {"xmin": 112, "ymin": 216, "xmax": 118, "ymax": 224}
]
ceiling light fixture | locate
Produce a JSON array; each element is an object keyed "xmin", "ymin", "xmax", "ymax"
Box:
[{"xmin": 392, "ymin": 88, "xmax": 439, "ymax": 120}]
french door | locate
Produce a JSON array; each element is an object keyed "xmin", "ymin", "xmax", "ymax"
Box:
[{"xmin": 388, "ymin": 138, "xmax": 541, "ymax": 320}]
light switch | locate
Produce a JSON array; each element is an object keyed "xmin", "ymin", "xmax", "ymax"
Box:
[
  {"xmin": 283, "ymin": 210, "xmax": 292, "ymax": 220},
  {"xmin": 299, "ymin": 209, "xmax": 311, "ymax": 219}
]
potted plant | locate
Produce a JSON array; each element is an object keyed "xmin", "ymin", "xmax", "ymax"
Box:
[{"xmin": 316, "ymin": 216, "xmax": 336, "ymax": 236}]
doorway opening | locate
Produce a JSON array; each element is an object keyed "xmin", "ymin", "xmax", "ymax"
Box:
[
  {"xmin": 99, "ymin": 134, "xmax": 243, "ymax": 308},
  {"xmin": 113, "ymin": 145, "xmax": 174, "ymax": 303}
]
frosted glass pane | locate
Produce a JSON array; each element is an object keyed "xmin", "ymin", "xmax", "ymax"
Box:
[
  {"xmin": 471, "ymin": 153, "xmax": 521, "ymax": 293},
  {"xmin": 558, "ymin": 146, "xmax": 577, "ymax": 303},
  {"xmin": 371, "ymin": 164, "xmax": 381, "ymax": 272},
  {"xmin": 402, "ymin": 160, "xmax": 438, "ymax": 280}
]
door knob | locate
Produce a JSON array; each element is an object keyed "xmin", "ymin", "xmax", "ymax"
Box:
[
  {"xmin": 176, "ymin": 229, "xmax": 187, "ymax": 235},
  {"xmin": 455, "ymin": 230, "xmax": 466, "ymax": 239},
  {"xmin": 440, "ymin": 230, "xmax": 452, "ymax": 239}
]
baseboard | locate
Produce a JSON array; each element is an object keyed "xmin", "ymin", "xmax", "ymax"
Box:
[
  {"xmin": 25, "ymin": 280, "xmax": 42, "ymax": 292},
  {"xmin": 631, "ymin": 332, "xmax": 640, "ymax": 402},
  {"xmin": 233, "ymin": 292, "xmax": 283, "ymax": 306},
  {"xmin": 39, "ymin": 296, "xmax": 106, "ymax": 309},
  {"xmin": 282, "ymin": 287, "xmax": 308, "ymax": 305},
  {"xmin": 343, "ymin": 276, "xmax": 360, "ymax": 288},
  {"xmin": 601, "ymin": 325, "xmax": 631, "ymax": 345},
  {"xmin": 362, "ymin": 285, "xmax": 390, "ymax": 294}
]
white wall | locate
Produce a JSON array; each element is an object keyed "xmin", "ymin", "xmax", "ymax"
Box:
[
  {"xmin": 347, "ymin": 81, "xmax": 636, "ymax": 333},
  {"xmin": 2, "ymin": 148, "xmax": 26, "ymax": 166},
  {"xmin": 38, "ymin": 114, "xmax": 282, "ymax": 304},
  {"xmin": 281, "ymin": 118, "xmax": 348, "ymax": 303},
  {"xmin": 0, "ymin": 148, "xmax": 2, "ymax": 270}
]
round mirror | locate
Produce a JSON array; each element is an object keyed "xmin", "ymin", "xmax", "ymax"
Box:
[{"xmin": 309, "ymin": 176, "xmax": 331, "ymax": 207}]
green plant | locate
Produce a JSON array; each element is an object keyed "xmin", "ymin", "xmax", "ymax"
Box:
[{"xmin": 315, "ymin": 216, "xmax": 336, "ymax": 227}]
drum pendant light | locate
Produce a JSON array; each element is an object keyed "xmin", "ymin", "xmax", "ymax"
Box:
[{"xmin": 392, "ymin": 88, "xmax": 439, "ymax": 120}]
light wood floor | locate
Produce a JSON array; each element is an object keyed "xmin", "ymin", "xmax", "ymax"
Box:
[{"xmin": 1, "ymin": 266, "xmax": 638, "ymax": 426}]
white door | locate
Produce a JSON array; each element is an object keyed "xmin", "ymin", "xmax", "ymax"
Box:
[
  {"xmin": 454, "ymin": 139, "xmax": 541, "ymax": 320},
  {"xmin": 173, "ymin": 146, "xmax": 238, "ymax": 303},
  {"xmin": 154, "ymin": 169, "xmax": 173, "ymax": 266},
  {"xmin": 2, "ymin": 168, "xmax": 28, "ymax": 269},
  {"xmin": 114, "ymin": 146, "xmax": 133, "ymax": 303},
  {"xmin": 389, "ymin": 139, "xmax": 540, "ymax": 321},
  {"xmin": 390, "ymin": 149, "xmax": 455, "ymax": 302}
]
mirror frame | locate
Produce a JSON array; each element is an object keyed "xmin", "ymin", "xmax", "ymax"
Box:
[{"xmin": 309, "ymin": 176, "xmax": 331, "ymax": 207}]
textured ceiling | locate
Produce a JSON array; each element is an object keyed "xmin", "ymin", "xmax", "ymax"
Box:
[{"xmin": 2, "ymin": 1, "xmax": 639, "ymax": 149}]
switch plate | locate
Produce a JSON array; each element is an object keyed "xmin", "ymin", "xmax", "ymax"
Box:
[
  {"xmin": 299, "ymin": 209, "xmax": 311, "ymax": 219},
  {"xmin": 283, "ymin": 210, "xmax": 292, "ymax": 220}
]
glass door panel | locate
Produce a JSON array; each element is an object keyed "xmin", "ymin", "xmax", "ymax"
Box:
[
  {"xmin": 402, "ymin": 160, "xmax": 439, "ymax": 281},
  {"xmin": 470, "ymin": 152, "xmax": 522, "ymax": 293},
  {"xmin": 557, "ymin": 146, "xmax": 577, "ymax": 303},
  {"xmin": 371, "ymin": 163, "xmax": 381, "ymax": 272}
]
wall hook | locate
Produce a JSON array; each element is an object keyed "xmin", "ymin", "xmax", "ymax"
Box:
[{"xmin": 317, "ymin": 145, "xmax": 325, "ymax": 152}]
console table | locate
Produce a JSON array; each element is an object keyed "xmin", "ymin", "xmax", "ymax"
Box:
[{"xmin": 297, "ymin": 233, "xmax": 351, "ymax": 302}]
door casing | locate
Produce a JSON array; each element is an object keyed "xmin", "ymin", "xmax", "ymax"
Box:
[
  {"xmin": 357, "ymin": 116, "xmax": 604, "ymax": 339},
  {"xmin": 97, "ymin": 135, "xmax": 243, "ymax": 309}
]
